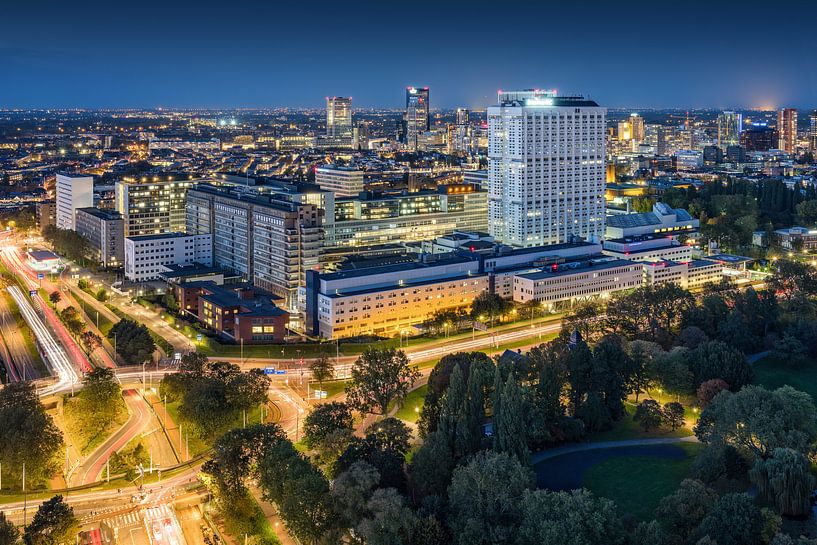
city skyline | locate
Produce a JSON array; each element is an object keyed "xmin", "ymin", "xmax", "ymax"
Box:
[{"xmin": 2, "ymin": 0, "xmax": 817, "ymax": 110}]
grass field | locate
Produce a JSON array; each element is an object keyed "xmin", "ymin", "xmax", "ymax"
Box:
[
  {"xmin": 587, "ymin": 401, "xmax": 694, "ymax": 443},
  {"xmin": 582, "ymin": 442, "xmax": 702, "ymax": 519},
  {"xmin": 63, "ymin": 396, "xmax": 128, "ymax": 455},
  {"xmin": 394, "ymin": 384, "xmax": 428, "ymax": 423},
  {"xmin": 753, "ymin": 356, "xmax": 817, "ymax": 400}
]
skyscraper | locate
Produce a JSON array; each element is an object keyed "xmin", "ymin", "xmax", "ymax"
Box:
[
  {"xmin": 810, "ymin": 110, "xmax": 817, "ymax": 151},
  {"xmin": 629, "ymin": 113, "xmax": 645, "ymax": 143},
  {"xmin": 777, "ymin": 108, "xmax": 798, "ymax": 153},
  {"xmin": 404, "ymin": 86, "xmax": 429, "ymax": 149},
  {"xmin": 326, "ymin": 97, "xmax": 352, "ymax": 137},
  {"xmin": 55, "ymin": 173, "xmax": 93, "ymax": 231},
  {"xmin": 456, "ymin": 108, "xmax": 469, "ymax": 126},
  {"xmin": 717, "ymin": 111, "xmax": 743, "ymax": 149},
  {"xmin": 487, "ymin": 89, "xmax": 606, "ymax": 247}
]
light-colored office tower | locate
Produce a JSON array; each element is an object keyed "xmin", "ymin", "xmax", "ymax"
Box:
[
  {"xmin": 326, "ymin": 97, "xmax": 353, "ymax": 137},
  {"xmin": 115, "ymin": 177, "xmax": 194, "ymax": 236},
  {"xmin": 777, "ymin": 108, "xmax": 798, "ymax": 153},
  {"xmin": 717, "ymin": 111, "xmax": 743, "ymax": 149},
  {"xmin": 404, "ymin": 86, "xmax": 429, "ymax": 150},
  {"xmin": 74, "ymin": 207, "xmax": 124, "ymax": 268},
  {"xmin": 487, "ymin": 89, "xmax": 606, "ymax": 247},
  {"xmin": 629, "ymin": 113, "xmax": 645, "ymax": 143},
  {"xmin": 55, "ymin": 173, "xmax": 93, "ymax": 230},
  {"xmin": 315, "ymin": 165, "xmax": 364, "ymax": 197}
]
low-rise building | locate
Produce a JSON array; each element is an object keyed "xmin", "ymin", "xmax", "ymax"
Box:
[
  {"xmin": 602, "ymin": 234, "xmax": 694, "ymax": 262},
  {"xmin": 75, "ymin": 207, "xmax": 124, "ymax": 269},
  {"xmin": 642, "ymin": 259, "xmax": 723, "ymax": 289},
  {"xmin": 774, "ymin": 227, "xmax": 817, "ymax": 251},
  {"xmin": 315, "ymin": 165, "xmax": 364, "ymax": 197},
  {"xmin": 124, "ymin": 232, "xmax": 213, "ymax": 282},
  {"xmin": 605, "ymin": 202, "xmax": 698, "ymax": 239}
]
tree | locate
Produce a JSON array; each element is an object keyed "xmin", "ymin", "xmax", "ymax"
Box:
[
  {"xmin": 772, "ymin": 334, "xmax": 809, "ymax": 368},
  {"xmin": 695, "ymin": 385, "xmax": 817, "ymax": 460},
  {"xmin": 409, "ymin": 430, "xmax": 455, "ymax": 501},
  {"xmin": 355, "ymin": 488, "xmax": 418, "ymax": 545},
  {"xmin": 493, "ymin": 374, "xmax": 529, "ymax": 463},
  {"xmin": 58, "ymin": 307, "xmax": 84, "ymax": 336},
  {"xmin": 654, "ymin": 479, "xmax": 718, "ymax": 544},
  {"xmin": 685, "ymin": 341, "xmax": 752, "ymax": 390},
  {"xmin": 0, "ymin": 512, "xmax": 20, "ymax": 545},
  {"xmin": 664, "ymin": 402, "xmax": 685, "ymax": 430},
  {"xmin": 309, "ymin": 353, "xmax": 334, "ymax": 390},
  {"xmin": 634, "ymin": 399, "xmax": 664, "ymax": 431},
  {"xmin": 345, "ymin": 348, "xmax": 420, "ymax": 415},
  {"xmin": 697, "ymin": 379, "xmax": 729, "ymax": 408},
  {"xmin": 79, "ymin": 367, "xmax": 124, "ymax": 425},
  {"xmin": 48, "ymin": 291, "xmax": 60, "ymax": 305},
  {"xmin": 329, "ymin": 461, "xmax": 380, "ymax": 529},
  {"xmin": 23, "ymin": 495, "xmax": 78, "ymax": 545},
  {"xmin": 303, "ymin": 402, "xmax": 353, "ymax": 463},
  {"xmin": 162, "ymin": 292, "xmax": 179, "ymax": 313},
  {"xmin": 0, "ymin": 382, "xmax": 63, "ymax": 488},
  {"xmin": 694, "ymin": 493, "xmax": 780, "ymax": 545},
  {"xmin": 515, "ymin": 489, "xmax": 627, "ymax": 545},
  {"xmin": 469, "ymin": 291, "xmax": 511, "ymax": 327},
  {"xmin": 364, "ymin": 418, "xmax": 411, "ymax": 455},
  {"xmin": 80, "ymin": 331, "xmax": 101, "ymax": 353},
  {"xmin": 750, "ymin": 448, "xmax": 815, "ymax": 517},
  {"xmin": 77, "ymin": 279, "xmax": 89, "ymax": 290},
  {"xmin": 95, "ymin": 288, "xmax": 108, "ymax": 302},
  {"xmin": 108, "ymin": 319, "xmax": 155, "ymax": 364},
  {"xmin": 768, "ymin": 260, "xmax": 817, "ymax": 301},
  {"xmin": 796, "ymin": 199, "xmax": 817, "ymax": 225},
  {"xmin": 446, "ymin": 451, "xmax": 533, "ymax": 545}
]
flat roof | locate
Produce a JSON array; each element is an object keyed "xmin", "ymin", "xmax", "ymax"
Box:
[
  {"xmin": 159, "ymin": 263, "xmax": 225, "ymax": 279},
  {"xmin": 702, "ymin": 254, "xmax": 753, "ymax": 263},
  {"xmin": 323, "ymin": 272, "xmax": 485, "ymax": 298},
  {"xmin": 516, "ymin": 259, "xmax": 638, "ymax": 281},
  {"xmin": 126, "ymin": 232, "xmax": 191, "ymax": 242},
  {"xmin": 320, "ymin": 255, "xmax": 477, "ymax": 281},
  {"xmin": 76, "ymin": 207, "xmax": 122, "ymax": 220},
  {"xmin": 28, "ymin": 249, "xmax": 60, "ymax": 261}
]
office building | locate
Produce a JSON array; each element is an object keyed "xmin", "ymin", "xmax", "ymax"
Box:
[
  {"xmin": 642, "ymin": 259, "xmax": 723, "ymax": 290},
  {"xmin": 115, "ymin": 177, "xmax": 195, "ymax": 236},
  {"xmin": 326, "ymin": 97, "xmax": 353, "ymax": 137},
  {"xmin": 810, "ymin": 111, "xmax": 817, "ymax": 151},
  {"xmin": 315, "ymin": 165, "xmax": 364, "ymax": 197},
  {"xmin": 741, "ymin": 124, "xmax": 778, "ymax": 152},
  {"xmin": 75, "ymin": 207, "xmax": 125, "ymax": 268},
  {"xmin": 513, "ymin": 259, "xmax": 643, "ymax": 305},
  {"xmin": 404, "ymin": 86, "xmax": 430, "ymax": 150},
  {"xmin": 777, "ymin": 108, "xmax": 798, "ymax": 154},
  {"xmin": 605, "ymin": 202, "xmax": 698, "ymax": 238},
  {"xmin": 186, "ymin": 184, "xmax": 323, "ymax": 315},
  {"xmin": 456, "ymin": 108, "xmax": 470, "ymax": 125},
  {"xmin": 774, "ymin": 227, "xmax": 817, "ymax": 251},
  {"xmin": 487, "ymin": 89, "xmax": 606, "ymax": 247},
  {"xmin": 717, "ymin": 111, "xmax": 743, "ymax": 149},
  {"xmin": 325, "ymin": 184, "xmax": 488, "ymax": 247},
  {"xmin": 124, "ymin": 233, "xmax": 213, "ymax": 282},
  {"xmin": 56, "ymin": 173, "xmax": 93, "ymax": 230},
  {"xmin": 675, "ymin": 149, "xmax": 704, "ymax": 170},
  {"xmin": 629, "ymin": 113, "xmax": 645, "ymax": 143},
  {"xmin": 602, "ymin": 234, "xmax": 693, "ymax": 262}
]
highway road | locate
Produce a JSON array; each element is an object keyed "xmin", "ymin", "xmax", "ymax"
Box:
[
  {"xmin": 0, "ymin": 289, "xmax": 32, "ymax": 381},
  {"xmin": 71, "ymin": 389, "xmax": 153, "ymax": 486}
]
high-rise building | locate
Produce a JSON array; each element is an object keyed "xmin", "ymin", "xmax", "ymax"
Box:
[
  {"xmin": 326, "ymin": 97, "xmax": 352, "ymax": 138},
  {"xmin": 629, "ymin": 113, "xmax": 645, "ymax": 143},
  {"xmin": 315, "ymin": 165, "xmax": 364, "ymax": 197},
  {"xmin": 456, "ymin": 108, "xmax": 470, "ymax": 126},
  {"xmin": 75, "ymin": 207, "xmax": 124, "ymax": 268},
  {"xmin": 777, "ymin": 108, "xmax": 798, "ymax": 153},
  {"xmin": 115, "ymin": 177, "xmax": 195, "ymax": 236},
  {"xmin": 403, "ymin": 86, "xmax": 430, "ymax": 149},
  {"xmin": 717, "ymin": 111, "xmax": 743, "ymax": 149},
  {"xmin": 487, "ymin": 89, "xmax": 606, "ymax": 247},
  {"xmin": 740, "ymin": 124, "xmax": 778, "ymax": 152},
  {"xmin": 55, "ymin": 173, "xmax": 93, "ymax": 231},
  {"xmin": 186, "ymin": 184, "xmax": 323, "ymax": 317},
  {"xmin": 810, "ymin": 110, "xmax": 817, "ymax": 151}
]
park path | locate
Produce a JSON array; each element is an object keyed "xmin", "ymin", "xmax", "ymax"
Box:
[{"xmin": 530, "ymin": 435, "xmax": 699, "ymax": 465}]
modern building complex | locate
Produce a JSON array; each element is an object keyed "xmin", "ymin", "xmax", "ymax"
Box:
[
  {"xmin": 605, "ymin": 202, "xmax": 699, "ymax": 239},
  {"xmin": 642, "ymin": 259, "xmax": 723, "ymax": 290},
  {"xmin": 324, "ymin": 184, "xmax": 488, "ymax": 248},
  {"xmin": 487, "ymin": 89, "xmax": 606, "ymax": 247},
  {"xmin": 75, "ymin": 207, "xmax": 125, "ymax": 268},
  {"xmin": 602, "ymin": 234, "xmax": 693, "ymax": 262},
  {"xmin": 773, "ymin": 227, "xmax": 817, "ymax": 251},
  {"xmin": 315, "ymin": 165, "xmax": 364, "ymax": 197},
  {"xmin": 513, "ymin": 259, "xmax": 643, "ymax": 305},
  {"xmin": 115, "ymin": 177, "xmax": 195, "ymax": 236},
  {"xmin": 185, "ymin": 184, "xmax": 323, "ymax": 316},
  {"xmin": 717, "ymin": 111, "xmax": 743, "ymax": 149},
  {"xmin": 124, "ymin": 232, "xmax": 213, "ymax": 282},
  {"xmin": 326, "ymin": 97, "xmax": 353, "ymax": 138},
  {"xmin": 777, "ymin": 108, "xmax": 798, "ymax": 154},
  {"xmin": 403, "ymin": 86, "xmax": 430, "ymax": 150},
  {"xmin": 55, "ymin": 173, "xmax": 93, "ymax": 230}
]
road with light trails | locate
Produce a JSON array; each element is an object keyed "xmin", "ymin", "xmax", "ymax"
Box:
[
  {"xmin": 71, "ymin": 389, "xmax": 153, "ymax": 486},
  {"xmin": 7, "ymin": 284, "xmax": 80, "ymax": 395}
]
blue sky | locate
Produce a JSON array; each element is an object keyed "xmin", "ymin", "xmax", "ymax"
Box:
[{"xmin": 1, "ymin": 0, "xmax": 816, "ymax": 109}]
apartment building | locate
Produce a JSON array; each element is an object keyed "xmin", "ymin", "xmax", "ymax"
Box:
[
  {"xmin": 75, "ymin": 207, "xmax": 125, "ymax": 268},
  {"xmin": 115, "ymin": 177, "xmax": 195, "ymax": 236},
  {"xmin": 56, "ymin": 173, "xmax": 93, "ymax": 230}
]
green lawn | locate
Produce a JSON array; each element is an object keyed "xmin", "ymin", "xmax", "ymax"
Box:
[
  {"xmin": 395, "ymin": 384, "xmax": 428, "ymax": 423},
  {"xmin": 75, "ymin": 297, "xmax": 115, "ymax": 335},
  {"xmin": 587, "ymin": 401, "xmax": 694, "ymax": 443},
  {"xmin": 62, "ymin": 395, "xmax": 128, "ymax": 455},
  {"xmin": 314, "ymin": 379, "xmax": 348, "ymax": 400},
  {"xmin": 164, "ymin": 400, "xmax": 264, "ymax": 456},
  {"xmin": 753, "ymin": 356, "xmax": 817, "ymax": 400},
  {"xmin": 582, "ymin": 443, "xmax": 702, "ymax": 519}
]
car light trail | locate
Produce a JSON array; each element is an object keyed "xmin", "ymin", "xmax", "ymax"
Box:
[{"xmin": 7, "ymin": 285, "xmax": 79, "ymax": 395}]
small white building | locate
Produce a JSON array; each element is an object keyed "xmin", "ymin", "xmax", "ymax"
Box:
[
  {"xmin": 315, "ymin": 165, "xmax": 364, "ymax": 197},
  {"xmin": 55, "ymin": 173, "xmax": 93, "ymax": 231},
  {"xmin": 642, "ymin": 259, "xmax": 723, "ymax": 290},
  {"xmin": 125, "ymin": 233, "xmax": 213, "ymax": 282}
]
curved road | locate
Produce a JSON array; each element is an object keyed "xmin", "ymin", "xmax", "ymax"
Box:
[{"xmin": 72, "ymin": 389, "xmax": 152, "ymax": 485}]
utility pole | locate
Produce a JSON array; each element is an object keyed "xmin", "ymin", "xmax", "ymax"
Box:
[
  {"xmin": 22, "ymin": 462, "xmax": 26, "ymax": 527},
  {"xmin": 106, "ymin": 460, "xmax": 110, "ymax": 483}
]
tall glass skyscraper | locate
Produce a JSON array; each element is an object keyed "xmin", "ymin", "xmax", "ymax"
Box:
[
  {"xmin": 404, "ymin": 86, "xmax": 429, "ymax": 149},
  {"xmin": 717, "ymin": 110, "xmax": 743, "ymax": 150},
  {"xmin": 326, "ymin": 97, "xmax": 353, "ymax": 137}
]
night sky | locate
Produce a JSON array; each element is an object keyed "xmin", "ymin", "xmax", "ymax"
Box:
[{"xmin": 2, "ymin": 0, "xmax": 816, "ymax": 110}]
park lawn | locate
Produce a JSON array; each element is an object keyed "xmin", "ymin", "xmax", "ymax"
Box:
[
  {"xmin": 582, "ymin": 442, "xmax": 702, "ymax": 520},
  {"xmin": 587, "ymin": 402, "xmax": 693, "ymax": 443},
  {"xmin": 164, "ymin": 400, "xmax": 264, "ymax": 455},
  {"xmin": 63, "ymin": 395, "xmax": 128, "ymax": 455},
  {"xmin": 753, "ymin": 356, "xmax": 817, "ymax": 400},
  {"xmin": 316, "ymin": 379, "xmax": 348, "ymax": 400},
  {"xmin": 395, "ymin": 384, "xmax": 428, "ymax": 423},
  {"xmin": 75, "ymin": 297, "xmax": 115, "ymax": 335}
]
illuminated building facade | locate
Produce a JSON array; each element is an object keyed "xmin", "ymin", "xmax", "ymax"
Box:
[
  {"xmin": 326, "ymin": 97, "xmax": 352, "ymax": 137},
  {"xmin": 717, "ymin": 111, "xmax": 743, "ymax": 149},
  {"xmin": 404, "ymin": 86, "xmax": 430, "ymax": 150},
  {"xmin": 115, "ymin": 177, "xmax": 194, "ymax": 236},
  {"xmin": 777, "ymin": 108, "xmax": 798, "ymax": 153}
]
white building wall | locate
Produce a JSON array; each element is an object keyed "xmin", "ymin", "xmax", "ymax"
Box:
[
  {"xmin": 124, "ymin": 234, "xmax": 212, "ymax": 282},
  {"xmin": 56, "ymin": 174, "xmax": 93, "ymax": 230}
]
